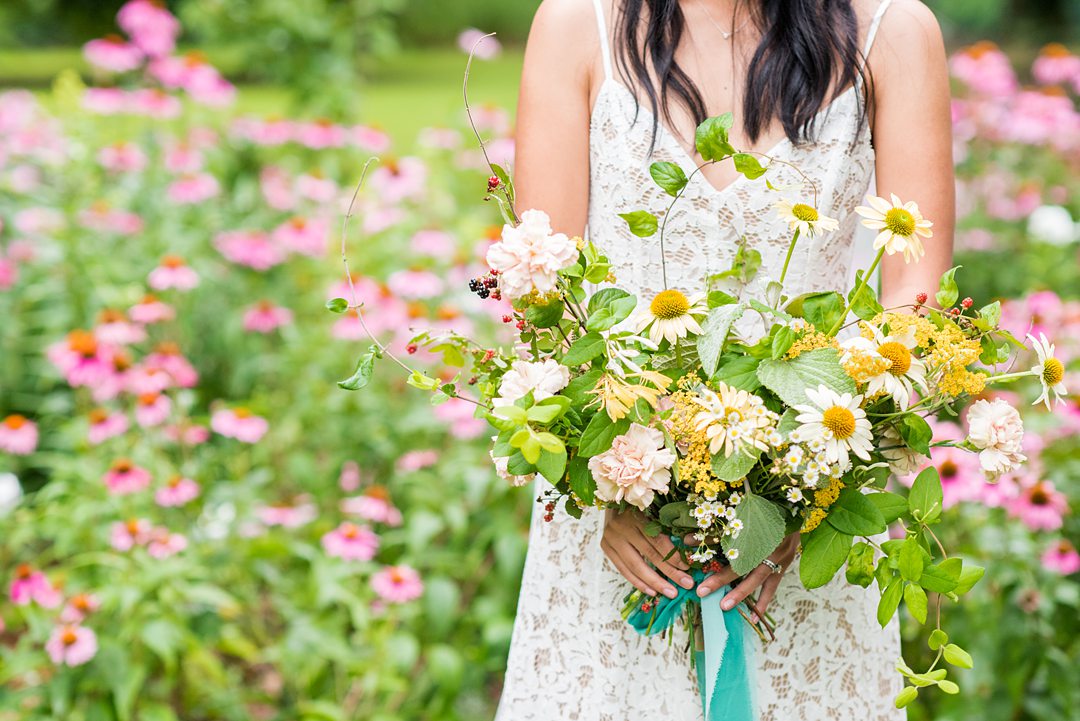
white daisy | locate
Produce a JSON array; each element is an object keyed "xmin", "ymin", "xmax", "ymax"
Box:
[
  {"xmin": 854, "ymin": 194, "xmax": 933, "ymax": 264},
  {"xmin": 692, "ymin": 383, "xmax": 779, "ymax": 457},
  {"xmin": 774, "ymin": 199, "xmax": 840, "ymax": 237},
  {"xmin": 840, "ymin": 325, "xmax": 928, "ymax": 410},
  {"xmin": 793, "ymin": 385, "xmax": 874, "ymax": 468},
  {"xmin": 690, "ymin": 547, "xmax": 717, "ymax": 564},
  {"xmin": 1028, "ymin": 333, "xmax": 1067, "ymax": 409},
  {"xmin": 725, "ymin": 548, "xmax": 740, "ymax": 561},
  {"xmin": 786, "ymin": 487, "xmax": 805, "ymax": 503},
  {"xmin": 634, "ymin": 289, "xmax": 708, "ymax": 345}
]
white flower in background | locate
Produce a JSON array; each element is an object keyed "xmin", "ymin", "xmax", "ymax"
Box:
[
  {"xmin": 793, "ymin": 385, "xmax": 874, "ymax": 468},
  {"xmin": 1028, "ymin": 333, "xmax": 1067, "ymax": 410},
  {"xmin": 589, "ymin": 423, "xmax": 676, "ymax": 511},
  {"xmin": 1027, "ymin": 205, "xmax": 1078, "ymax": 246},
  {"xmin": 485, "ymin": 209, "xmax": 578, "ymax": 300},
  {"xmin": 490, "ymin": 447, "xmax": 535, "ymax": 487},
  {"xmin": 692, "ymin": 382, "xmax": 779, "ymax": 457},
  {"xmin": 493, "ymin": 359, "xmax": 570, "ymax": 407},
  {"xmin": 840, "ymin": 325, "xmax": 927, "ymax": 410},
  {"xmin": 879, "ymin": 425, "xmax": 923, "ymax": 476},
  {"xmin": 634, "ymin": 289, "xmax": 708, "ymax": 345},
  {"xmin": 774, "ymin": 199, "xmax": 840, "ymax": 237},
  {"xmin": 966, "ymin": 399, "xmax": 1026, "ymax": 479},
  {"xmin": 0, "ymin": 473, "xmax": 22, "ymax": 516},
  {"xmin": 854, "ymin": 194, "xmax": 933, "ymax": 264}
]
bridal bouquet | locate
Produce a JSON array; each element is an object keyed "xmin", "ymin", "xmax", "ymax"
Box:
[{"xmin": 331, "ymin": 112, "xmax": 1065, "ymax": 714}]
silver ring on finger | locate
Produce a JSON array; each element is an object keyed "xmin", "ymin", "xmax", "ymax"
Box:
[{"xmin": 761, "ymin": 558, "xmax": 783, "ymax": 575}]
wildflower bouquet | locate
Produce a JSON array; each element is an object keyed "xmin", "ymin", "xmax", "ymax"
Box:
[{"xmin": 331, "ymin": 112, "xmax": 1065, "ymax": 714}]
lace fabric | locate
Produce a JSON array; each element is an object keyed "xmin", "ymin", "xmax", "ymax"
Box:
[{"xmin": 496, "ymin": 2, "xmax": 904, "ymax": 718}]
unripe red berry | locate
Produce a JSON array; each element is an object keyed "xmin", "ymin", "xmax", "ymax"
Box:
[
  {"xmin": 406, "ymin": 344, "xmax": 418, "ymax": 354},
  {"xmin": 962, "ymin": 297, "xmax": 973, "ymax": 309},
  {"xmin": 915, "ymin": 292, "xmax": 928, "ymax": 305},
  {"xmin": 502, "ymin": 315, "xmax": 513, "ymax": 323},
  {"xmin": 487, "ymin": 175, "xmax": 501, "ymax": 192}
]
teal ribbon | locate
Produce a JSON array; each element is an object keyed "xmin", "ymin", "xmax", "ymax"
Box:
[{"xmin": 626, "ymin": 569, "xmax": 754, "ymax": 721}]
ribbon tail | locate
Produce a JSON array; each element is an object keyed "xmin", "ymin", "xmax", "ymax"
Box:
[{"xmin": 699, "ymin": 590, "xmax": 754, "ymax": 721}]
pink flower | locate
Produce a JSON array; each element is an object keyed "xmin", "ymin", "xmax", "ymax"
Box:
[
  {"xmin": 148, "ymin": 255, "xmax": 199, "ymax": 291},
  {"xmin": 9, "ymin": 565, "xmax": 62, "ymax": 607},
  {"xmin": 295, "ymin": 172, "xmax": 338, "ymax": 203},
  {"xmin": 0, "ymin": 256, "xmax": 18, "ymax": 290},
  {"xmin": 94, "ymin": 309, "xmax": 146, "ymax": 346},
  {"xmin": 214, "ymin": 230, "xmax": 286, "ymax": 271},
  {"xmin": 370, "ymin": 157, "xmax": 427, "ymax": 203},
  {"xmin": 83, "ymin": 36, "xmax": 144, "ymax": 73},
  {"xmin": 135, "ymin": 392, "xmax": 171, "ymax": 427},
  {"xmin": 295, "ymin": 119, "xmax": 347, "ymax": 149},
  {"xmin": 117, "ymin": 0, "xmax": 181, "ymax": 58},
  {"xmin": 97, "ymin": 141, "xmax": 147, "ymax": 172},
  {"xmin": 396, "ymin": 449, "xmax": 439, "ymax": 472},
  {"xmin": 83, "ymin": 87, "xmax": 128, "ymax": 114},
  {"xmin": 243, "ymin": 301, "xmax": 293, "ymax": 334},
  {"xmin": 341, "ymin": 487, "xmax": 403, "ymax": 526},
  {"xmin": 143, "ymin": 343, "xmax": 199, "ymax": 388},
  {"xmin": 486, "ymin": 210, "xmax": 578, "ymax": 300},
  {"xmin": 1007, "ymin": 480, "xmax": 1068, "ymax": 531},
  {"xmin": 47, "ymin": 330, "xmax": 116, "ymax": 388},
  {"xmin": 167, "ymin": 173, "xmax": 220, "ymax": 205},
  {"xmin": 387, "ymin": 268, "xmax": 444, "ymax": 299},
  {"xmin": 259, "ymin": 166, "xmax": 296, "ymax": 209},
  {"xmin": 410, "ymin": 229, "xmax": 456, "ymax": 259},
  {"xmin": 433, "ymin": 397, "xmax": 486, "ymax": 439},
  {"xmin": 0, "ymin": 415, "xmax": 38, "ymax": 455},
  {"xmin": 272, "ymin": 216, "xmax": 329, "ymax": 257},
  {"xmin": 163, "ymin": 141, "xmax": 203, "ymax": 173},
  {"xmin": 350, "ymin": 125, "xmax": 392, "ymax": 153},
  {"xmin": 45, "ymin": 625, "xmax": 98, "ymax": 667},
  {"xmin": 147, "ymin": 528, "xmax": 188, "ymax": 558},
  {"xmin": 321, "ymin": 522, "xmax": 379, "ymax": 561},
  {"xmin": 211, "ymin": 407, "xmax": 269, "ymax": 443},
  {"xmin": 417, "ymin": 127, "xmax": 462, "ymax": 150},
  {"xmin": 128, "ymin": 88, "xmax": 182, "ymax": 119},
  {"xmin": 233, "ymin": 117, "xmax": 295, "ymax": 147},
  {"xmin": 129, "ymin": 294, "xmax": 175, "ymax": 324},
  {"xmin": 965, "ymin": 399, "xmax": 1026, "ymax": 479},
  {"xmin": 457, "ymin": 28, "xmax": 502, "ymax": 60},
  {"xmin": 124, "ymin": 366, "xmax": 173, "ymax": 395},
  {"xmin": 103, "ymin": 459, "xmax": 151, "ymax": 495},
  {"xmin": 1032, "ymin": 44, "xmax": 1080, "ymax": 87},
  {"xmin": 88, "ymin": 409, "xmax": 129, "ymax": 445},
  {"xmin": 589, "ymin": 424, "xmax": 676, "ymax": 511},
  {"xmin": 339, "ymin": 460, "xmax": 362, "ymax": 491},
  {"xmin": 1041, "ymin": 540, "xmax": 1080, "ymax": 575},
  {"xmin": 256, "ymin": 500, "xmax": 316, "ymax": 528},
  {"xmin": 14, "ymin": 206, "xmax": 65, "ymax": 235},
  {"xmin": 155, "ymin": 476, "xmax": 200, "ymax": 507},
  {"xmin": 78, "ymin": 204, "xmax": 145, "ymax": 235},
  {"xmin": 60, "ymin": 593, "xmax": 101, "ymax": 623},
  {"xmin": 950, "ymin": 42, "xmax": 1018, "ymax": 98},
  {"xmin": 110, "ymin": 518, "xmax": 153, "ymax": 551},
  {"xmin": 371, "ymin": 565, "xmax": 423, "ymax": 603}
]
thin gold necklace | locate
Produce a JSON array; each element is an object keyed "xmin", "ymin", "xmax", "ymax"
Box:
[{"xmin": 699, "ymin": 2, "xmax": 750, "ymax": 40}]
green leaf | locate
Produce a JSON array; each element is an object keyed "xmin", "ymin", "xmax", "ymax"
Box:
[
  {"xmin": 867, "ymin": 491, "xmax": 909, "ymax": 524},
  {"xmin": 904, "ymin": 583, "xmax": 928, "ymax": 624},
  {"xmin": 897, "ymin": 414, "xmax": 933, "ymax": 457},
  {"xmin": 585, "ymin": 290, "xmax": 637, "ymax": 332},
  {"xmin": 563, "ymin": 331, "xmax": 606, "ymax": 366},
  {"xmin": 520, "ymin": 434, "xmax": 542, "ymax": 464},
  {"xmin": 697, "ymin": 304, "xmax": 746, "ymax": 377},
  {"xmin": 708, "ymin": 290, "xmax": 738, "ymax": 308},
  {"xmin": 977, "ymin": 300, "xmax": 1002, "ymax": 330},
  {"xmin": 770, "ymin": 325, "xmax": 796, "ymax": 361},
  {"xmin": 794, "ymin": 291, "xmax": 846, "ymax": 334},
  {"xmin": 799, "ymin": 522, "xmax": 853, "ymax": 589},
  {"xmin": 938, "ymin": 680, "xmax": 960, "ymax": 695},
  {"xmin": 583, "ymin": 261, "xmax": 611, "ymax": 283},
  {"xmin": 721, "ymin": 494, "xmax": 787, "ymax": 575},
  {"xmin": 326, "ymin": 297, "xmax": 349, "ymax": 313},
  {"xmin": 920, "ymin": 558, "xmax": 961, "ymax": 594},
  {"xmin": 578, "ymin": 412, "xmax": 631, "ymax": 457},
  {"xmin": 928, "ymin": 629, "xmax": 949, "ymax": 651},
  {"xmin": 649, "ymin": 161, "xmax": 689, "ymax": 196},
  {"xmin": 877, "ymin": 577, "xmax": 903, "ymax": 627},
  {"xmin": 711, "ymin": 354, "xmax": 762, "ymax": 392},
  {"xmin": 848, "ymin": 270, "xmax": 884, "ymax": 320},
  {"xmin": 338, "ymin": 346, "xmax": 380, "ymax": 391},
  {"xmin": 618, "ymin": 210, "xmax": 659, "ymax": 238},
  {"xmin": 756, "ymin": 348, "xmax": 856, "ymax": 407},
  {"xmin": 563, "ymin": 368, "xmax": 603, "ymax": 406},
  {"xmin": 695, "ymin": 113, "xmax": 735, "ymax": 161},
  {"xmin": 711, "ymin": 447, "xmax": 760, "ymax": 482},
  {"xmin": 935, "ymin": 265, "xmax": 962, "ymax": 308},
  {"xmin": 567, "ymin": 456, "xmax": 595, "ymax": 505},
  {"xmin": 536, "ymin": 446, "xmax": 567, "ymax": 483},
  {"xmin": 658, "ymin": 501, "xmax": 696, "ymax": 530},
  {"xmin": 943, "ymin": 644, "xmax": 973, "ymax": 669},
  {"xmin": 954, "ymin": 564, "xmax": 984, "ymax": 595},
  {"xmin": 733, "ymin": 153, "xmax": 767, "ymax": 179},
  {"xmin": 909, "ymin": 466, "xmax": 943, "ymax": 523},
  {"xmin": 899, "ymin": 537, "xmax": 924, "ymax": 582},
  {"xmin": 845, "ymin": 541, "xmax": 876, "ymax": 588},
  {"xmin": 828, "ymin": 488, "xmax": 888, "ymax": 536},
  {"xmin": 894, "ymin": 686, "xmax": 919, "ymax": 709},
  {"xmin": 525, "ymin": 298, "xmax": 565, "ymax": 328}
]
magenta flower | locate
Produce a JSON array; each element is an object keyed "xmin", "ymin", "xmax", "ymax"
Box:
[
  {"xmin": 213, "ymin": 230, "xmax": 286, "ymax": 271},
  {"xmin": 457, "ymin": 28, "xmax": 502, "ymax": 60},
  {"xmin": 167, "ymin": 172, "xmax": 220, "ymax": 205},
  {"xmin": 1007, "ymin": 479, "xmax": 1069, "ymax": 531},
  {"xmin": 13, "ymin": 206, "xmax": 65, "ymax": 236},
  {"xmin": 433, "ymin": 397, "xmax": 486, "ymax": 440},
  {"xmin": 47, "ymin": 330, "xmax": 116, "ymax": 388},
  {"xmin": 294, "ymin": 119, "xmax": 348, "ymax": 149},
  {"xmin": 258, "ymin": 166, "xmax": 296, "ymax": 209},
  {"xmin": 88, "ymin": 408, "xmax": 129, "ymax": 445},
  {"xmin": 321, "ymin": 522, "xmax": 379, "ymax": 561},
  {"xmin": 256, "ymin": 500, "xmax": 316, "ymax": 528},
  {"xmin": 1032, "ymin": 44, "xmax": 1080, "ymax": 86},
  {"xmin": 339, "ymin": 460, "xmax": 362, "ymax": 492},
  {"xmin": 117, "ymin": 0, "xmax": 181, "ymax": 58},
  {"xmin": 46, "ymin": 624, "xmax": 98, "ymax": 667},
  {"xmin": 0, "ymin": 415, "xmax": 38, "ymax": 455},
  {"xmin": 163, "ymin": 141, "xmax": 203, "ymax": 173},
  {"xmin": 233, "ymin": 118, "xmax": 296, "ymax": 147},
  {"xmin": 295, "ymin": 172, "xmax": 338, "ymax": 203},
  {"xmin": 1041, "ymin": 540, "xmax": 1080, "ymax": 575},
  {"xmin": 949, "ymin": 42, "xmax": 1018, "ymax": 98},
  {"xmin": 78, "ymin": 204, "xmax": 145, "ymax": 236},
  {"xmin": 97, "ymin": 141, "xmax": 147, "ymax": 172},
  {"xmin": 350, "ymin": 125, "xmax": 392, "ymax": 153},
  {"xmin": 148, "ymin": 255, "xmax": 199, "ymax": 291},
  {"xmin": 243, "ymin": 301, "xmax": 294, "ymax": 334},
  {"xmin": 387, "ymin": 268, "xmax": 444, "ymax": 300},
  {"xmin": 370, "ymin": 157, "xmax": 428, "ymax": 203},
  {"xmin": 134, "ymin": 392, "xmax": 171, "ymax": 428},
  {"xmin": 124, "ymin": 366, "xmax": 174, "ymax": 396},
  {"xmin": 155, "ymin": 476, "xmax": 200, "ymax": 507},
  {"xmin": 110, "ymin": 518, "xmax": 152, "ymax": 551},
  {"xmin": 0, "ymin": 255, "xmax": 18, "ymax": 290},
  {"xmin": 83, "ymin": 36, "xmax": 144, "ymax": 73},
  {"xmin": 128, "ymin": 88, "xmax": 182, "ymax": 119},
  {"xmin": 163, "ymin": 422, "xmax": 210, "ymax": 446},
  {"xmin": 341, "ymin": 493, "xmax": 403, "ymax": 527},
  {"xmin": 211, "ymin": 407, "xmax": 268, "ymax": 443},
  {"xmin": 272, "ymin": 216, "xmax": 329, "ymax": 256},
  {"xmin": 9, "ymin": 565, "xmax": 62, "ymax": 608},
  {"xmin": 410, "ymin": 229, "xmax": 456, "ymax": 260},
  {"xmin": 94, "ymin": 309, "xmax": 147, "ymax": 346},
  {"xmin": 371, "ymin": 565, "xmax": 423, "ymax": 604},
  {"xmin": 143, "ymin": 343, "xmax": 199, "ymax": 388},
  {"xmin": 103, "ymin": 459, "xmax": 151, "ymax": 495},
  {"xmin": 147, "ymin": 529, "xmax": 188, "ymax": 558},
  {"xmin": 396, "ymin": 449, "xmax": 439, "ymax": 473},
  {"xmin": 83, "ymin": 87, "xmax": 128, "ymax": 115},
  {"xmin": 60, "ymin": 593, "xmax": 101, "ymax": 624},
  {"xmin": 129, "ymin": 294, "xmax": 175, "ymax": 324}
]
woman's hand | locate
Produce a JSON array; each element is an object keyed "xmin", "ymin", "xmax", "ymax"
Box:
[
  {"xmin": 602, "ymin": 508, "xmax": 695, "ymax": 599},
  {"xmin": 688, "ymin": 532, "xmax": 801, "ymax": 619}
]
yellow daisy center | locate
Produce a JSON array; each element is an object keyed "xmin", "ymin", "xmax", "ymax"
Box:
[
  {"xmin": 792, "ymin": 203, "xmax": 819, "ymax": 222},
  {"xmin": 822, "ymin": 406, "xmax": 856, "ymax": 439},
  {"xmin": 1042, "ymin": 358, "xmax": 1064, "ymax": 386},
  {"xmin": 884, "ymin": 208, "xmax": 916, "ymax": 237},
  {"xmin": 878, "ymin": 342, "xmax": 912, "ymax": 376},
  {"xmin": 650, "ymin": 290, "xmax": 690, "ymax": 320}
]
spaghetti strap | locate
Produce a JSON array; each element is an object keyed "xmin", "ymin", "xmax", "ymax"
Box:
[
  {"xmin": 862, "ymin": 0, "xmax": 893, "ymax": 57},
  {"xmin": 592, "ymin": 0, "xmax": 614, "ymax": 81}
]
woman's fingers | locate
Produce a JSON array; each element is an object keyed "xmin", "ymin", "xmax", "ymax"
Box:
[
  {"xmin": 648, "ymin": 533, "xmax": 691, "ymax": 572},
  {"xmin": 754, "ymin": 573, "xmax": 783, "ymax": 621},
  {"xmin": 718, "ymin": 565, "xmax": 772, "ymax": 610},
  {"xmin": 601, "ymin": 538, "xmax": 656, "ymax": 597},
  {"xmin": 682, "ymin": 533, "xmax": 720, "ymax": 547},
  {"xmin": 632, "ymin": 536, "xmax": 694, "ymax": 590},
  {"xmin": 696, "ymin": 566, "xmax": 739, "ymax": 598}
]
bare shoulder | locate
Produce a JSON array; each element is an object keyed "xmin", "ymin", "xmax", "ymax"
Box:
[
  {"xmin": 524, "ymin": 0, "xmax": 600, "ymax": 85},
  {"xmin": 872, "ymin": 0, "xmax": 946, "ymax": 67}
]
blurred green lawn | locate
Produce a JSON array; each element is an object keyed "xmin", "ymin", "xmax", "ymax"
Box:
[{"xmin": 2, "ymin": 46, "xmax": 524, "ymax": 146}]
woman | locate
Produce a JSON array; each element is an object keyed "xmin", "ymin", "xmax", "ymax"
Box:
[{"xmin": 498, "ymin": 0, "xmax": 954, "ymax": 719}]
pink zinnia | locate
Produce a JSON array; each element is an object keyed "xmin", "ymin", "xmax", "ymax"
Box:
[
  {"xmin": 396, "ymin": 449, "xmax": 439, "ymax": 472},
  {"xmin": 148, "ymin": 255, "xmax": 199, "ymax": 291},
  {"xmin": 256, "ymin": 500, "xmax": 316, "ymax": 528},
  {"xmin": 0, "ymin": 415, "xmax": 38, "ymax": 455},
  {"xmin": 1007, "ymin": 480, "xmax": 1069, "ymax": 531},
  {"xmin": 211, "ymin": 407, "xmax": 268, "ymax": 443},
  {"xmin": 103, "ymin": 458, "xmax": 151, "ymax": 495},
  {"xmin": 135, "ymin": 392, "xmax": 171, "ymax": 427},
  {"xmin": 129, "ymin": 294, "xmax": 175, "ymax": 324},
  {"xmin": 117, "ymin": 0, "xmax": 181, "ymax": 58},
  {"xmin": 9, "ymin": 565, "xmax": 62, "ymax": 607},
  {"xmin": 243, "ymin": 301, "xmax": 293, "ymax": 334},
  {"xmin": 1041, "ymin": 540, "xmax": 1080, "ymax": 575},
  {"xmin": 155, "ymin": 475, "xmax": 200, "ymax": 507},
  {"xmin": 371, "ymin": 565, "xmax": 423, "ymax": 603},
  {"xmin": 147, "ymin": 529, "xmax": 188, "ymax": 558},
  {"xmin": 214, "ymin": 230, "xmax": 286, "ymax": 271},
  {"xmin": 321, "ymin": 522, "xmax": 379, "ymax": 561},
  {"xmin": 272, "ymin": 216, "xmax": 328, "ymax": 256},
  {"xmin": 45, "ymin": 625, "xmax": 98, "ymax": 667},
  {"xmin": 110, "ymin": 518, "xmax": 153, "ymax": 551},
  {"xmin": 97, "ymin": 141, "xmax": 147, "ymax": 172},
  {"xmin": 83, "ymin": 35, "xmax": 144, "ymax": 73},
  {"xmin": 341, "ymin": 489, "xmax": 403, "ymax": 527},
  {"xmin": 167, "ymin": 172, "xmax": 220, "ymax": 205},
  {"xmin": 143, "ymin": 343, "xmax": 198, "ymax": 387},
  {"xmin": 88, "ymin": 408, "xmax": 129, "ymax": 445},
  {"xmin": 60, "ymin": 593, "xmax": 101, "ymax": 623}
]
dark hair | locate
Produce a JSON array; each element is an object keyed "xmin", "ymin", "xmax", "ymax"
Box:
[{"xmin": 613, "ymin": 0, "xmax": 869, "ymax": 148}]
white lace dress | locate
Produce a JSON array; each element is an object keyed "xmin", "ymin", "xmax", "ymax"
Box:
[{"xmin": 496, "ymin": 2, "xmax": 905, "ymax": 719}]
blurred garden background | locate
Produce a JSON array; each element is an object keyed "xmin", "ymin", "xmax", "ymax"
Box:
[{"xmin": 0, "ymin": 1, "xmax": 1077, "ymax": 720}]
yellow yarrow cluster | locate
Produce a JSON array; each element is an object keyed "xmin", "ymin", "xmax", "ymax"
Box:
[
  {"xmin": 668, "ymin": 382, "xmax": 727, "ymax": 496},
  {"xmin": 802, "ymin": 508, "xmax": 827, "ymax": 532},
  {"xmin": 841, "ymin": 345, "xmax": 891, "ymax": 383},
  {"xmin": 802, "ymin": 477, "xmax": 845, "ymax": 532},
  {"xmin": 869, "ymin": 313, "xmax": 986, "ymax": 398},
  {"xmin": 786, "ymin": 329, "xmax": 839, "ymax": 359}
]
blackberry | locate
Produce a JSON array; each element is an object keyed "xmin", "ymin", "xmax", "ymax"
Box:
[
  {"xmin": 468, "ymin": 278, "xmax": 481, "ymax": 292},
  {"xmin": 477, "ymin": 287, "xmax": 490, "ymax": 299}
]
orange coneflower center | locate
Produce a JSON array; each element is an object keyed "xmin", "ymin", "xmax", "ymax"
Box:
[
  {"xmin": 884, "ymin": 208, "xmax": 916, "ymax": 237},
  {"xmin": 341, "ymin": 523, "xmax": 360, "ymax": 540},
  {"xmin": 16, "ymin": 564, "xmax": 32, "ymax": 579},
  {"xmin": 155, "ymin": 341, "xmax": 181, "ymax": 356},
  {"xmin": 88, "ymin": 408, "xmax": 109, "ymax": 424},
  {"xmin": 1029, "ymin": 483, "xmax": 1051, "ymax": 506},
  {"xmin": 436, "ymin": 305, "xmax": 460, "ymax": 321},
  {"xmin": 161, "ymin": 255, "xmax": 186, "ymax": 269},
  {"xmin": 125, "ymin": 518, "xmax": 143, "ymax": 535},
  {"xmin": 822, "ymin": 406, "xmax": 856, "ymax": 440},
  {"xmin": 389, "ymin": 568, "xmax": 407, "ymax": 584},
  {"xmin": 939, "ymin": 460, "xmax": 958, "ymax": 479},
  {"xmin": 406, "ymin": 302, "xmax": 427, "ymax": 320},
  {"xmin": 1042, "ymin": 358, "xmax": 1064, "ymax": 386},
  {"xmin": 98, "ymin": 308, "xmax": 125, "ymax": 324},
  {"xmin": 68, "ymin": 330, "xmax": 99, "ymax": 357},
  {"xmin": 61, "ymin": 628, "xmax": 79, "ymax": 646},
  {"xmin": 183, "ymin": 50, "xmax": 208, "ymax": 67},
  {"xmin": 966, "ymin": 41, "xmax": 1000, "ymax": 59},
  {"xmin": 233, "ymin": 407, "xmax": 252, "ymax": 419},
  {"xmin": 1041, "ymin": 42, "xmax": 1070, "ymax": 58},
  {"xmin": 141, "ymin": 294, "xmax": 159, "ymax": 305},
  {"xmin": 483, "ymin": 225, "xmax": 502, "ymax": 241},
  {"xmin": 72, "ymin": 594, "xmax": 92, "ymax": 610},
  {"xmin": 878, "ymin": 342, "xmax": 912, "ymax": 376},
  {"xmin": 289, "ymin": 216, "xmax": 308, "ymax": 230},
  {"xmin": 1058, "ymin": 541, "xmax": 1075, "ymax": 555},
  {"xmin": 3, "ymin": 414, "xmax": 27, "ymax": 430},
  {"xmin": 167, "ymin": 475, "xmax": 183, "ymax": 488},
  {"xmin": 113, "ymin": 352, "xmax": 133, "ymax": 371},
  {"xmin": 138, "ymin": 392, "xmax": 160, "ymax": 406},
  {"xmin": 257, "ymin": 299, "xmax": 275, "ymax": 312},
  {"xmin": 113, "ymin": 458, "xmax": 134, "ymax": 473},
  {"xmin": 366, "ymin": 485, "xmax": 390, "ymax": 501}
]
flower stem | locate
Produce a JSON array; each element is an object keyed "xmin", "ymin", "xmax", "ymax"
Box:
[
  {"xmin": 986, "ymin": 370, "xmax": 1037, "ymax": 384},
  {"xmin": 779, "ymin": 228, "xmax": 801, "ymax": 285},
  {"xmin": 828, "ymin": 247, "xmax": 886, "ymax": 337}
]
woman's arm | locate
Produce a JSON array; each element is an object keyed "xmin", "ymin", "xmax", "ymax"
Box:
[{"xmin": 870, "ymin": 0, "xmax": 956, "ymax": 308}]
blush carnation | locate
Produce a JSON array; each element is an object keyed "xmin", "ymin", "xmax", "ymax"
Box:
[
  {"xmin": 494, "ymin": 359, "xmax": 570, "ymax": 406},
  {"xmin": 965, "ymin": 399, "xmax": 1026, "ymax": 479},
  {"xmin": 485, "ymin": 209, "xmax": 578, "ymax": 300},
  {"xmin": 589, "ymin": 423, "xmax": 676, "ymax": 511}
]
